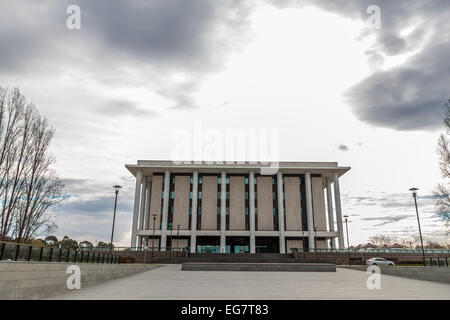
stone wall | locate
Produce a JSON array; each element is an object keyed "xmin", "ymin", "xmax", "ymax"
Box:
[{"xmin": 0, "ymin": 261, "xmax": 158, "ymax": 300}]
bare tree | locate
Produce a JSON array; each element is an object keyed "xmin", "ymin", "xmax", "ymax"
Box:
[
  {"xmin": 0, "ymin": 87, "xmax": 65, "ymax": 242},
  {"xmin": 368, "ymin": 234, "xmax": 397, "ymax": 247},
  {"xmin": 435, "ymin": 99, "xmax": 450, "ymax": 235}
]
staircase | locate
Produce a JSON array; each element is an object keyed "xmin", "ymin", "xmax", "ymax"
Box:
[{"xmin": 129, "ymin": 252, "xmax": 336, "ymax": 264}]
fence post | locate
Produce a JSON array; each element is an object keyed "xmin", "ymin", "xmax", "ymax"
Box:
[
  {"xmin": 0, "ymin": 243, "xmax": 5, "ymax": 260},
  {"xmin": 27, "ymin": 245, "xmax": 33, "ymax": 261},
  {"xmin": 14, "ymin": 244, "xmax": 20, "ymax": 261},
  {"xmin": 38, "ymin": 247, "xmax": 43, "ymax": 261}
]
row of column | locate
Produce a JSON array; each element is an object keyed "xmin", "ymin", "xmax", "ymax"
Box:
[{"xmin": 130, "ymin": 169, "xmax": 345, "ymax": 252}]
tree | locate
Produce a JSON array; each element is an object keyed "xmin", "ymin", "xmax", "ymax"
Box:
[
  {"xmin": 59, "ymin": 236, "xmax": 79, "ymax": 250},
  {"xmin": 44, "ymin": 235, "xmax": 58, "ymax": 247},
  {"xmin": 96, "ymin": 241, "xmax": 113, "ymax": 250},
  {"xmin": 435, "ymin": 99, "xmax": 450, "ymax": 234},
  {"xmin": 368, "ymin": 234, "xmax": 397, "ymax": 247},
  {"xmin": 79, "ymin": 240, "xmax": 94, "ymax": 249},
  {"xmin": 0, "ymin": 87, "xmax": 65, "ymax": 242}
]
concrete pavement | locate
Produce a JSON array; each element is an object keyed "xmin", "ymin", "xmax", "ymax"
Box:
[{"xmin": 49, "ymin": 264, "xmax": 450, "ymax": 300}]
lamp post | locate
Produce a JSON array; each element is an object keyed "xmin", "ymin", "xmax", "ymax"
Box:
[
  {"xmin": 409, "ymin": 187, "xmax": 426, "ymax": 267},
  {"xmin": 169, "ymin": 225, "xmax": 173, "ymax": 264},
  {"xmin": 110, "ymin": 185, "xmax": 122, "ymax": 253},
  {"xmin": 151, "ymin": 214, "xmax": 157, "ymax": 264},
  {"xmin": 343, "ymin": 215, "xmax": 350, "ymax": 266},
  {"xmin": 176, "ymin": 224, "xmax": 180, "ymax": 252}
]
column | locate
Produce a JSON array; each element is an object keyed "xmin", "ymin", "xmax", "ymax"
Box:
[
  {"xmin": 220, "ymin": 171, "xmax": 226, "ymax": 253},
  {"xmin": 144, "ymin": 179, "xmax": 152, "ymax": 230},
  {"xmin": 277, "ymin": 171, "xmax": 286, "ymax": 254},
  {"xmin": 249, "ymin": 171, "xmax": 256, "ymax": 254},
  {"xmin": 138, "ymin": 176, "xmax": 147, "ymax": 248},
  {"xmin": 130, "ymin": 169, "xmax": 142, "ymax": 248},
  {"xmin": 333, "ymin": 172, "xmax": 345, "ymax": 249},
  {"xmin": 326, "ymin": 178, "xmax": 335, "ymax": 249},
  {"xmin": 190, "ymin": 171, "xmax": 199, "ymax": 253},
  {"xmin": 305, "ymin": 172, "xmax": 315, "ymax": 250},
  {"xmin": 160, "ymin": 170, "xmax": 170, "ymax": 251}
]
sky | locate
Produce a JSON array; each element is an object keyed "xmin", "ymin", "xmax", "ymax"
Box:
[{"xmin": 0, "ymin": 0, "xmax": 449, "ymax": 247}]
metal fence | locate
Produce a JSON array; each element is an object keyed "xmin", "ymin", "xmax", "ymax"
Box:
[
  {"xmin": 290, "ymin": 248, "xmax": 450, "ymax": 254},
  {"xmin": 0, "ymin": 241, "xmax": 119, "ymax": 264}
]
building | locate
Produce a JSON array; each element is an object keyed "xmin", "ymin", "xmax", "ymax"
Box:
[{"xmin": 125, "ymin": 160, "xmax": 350, "ymax": 254}]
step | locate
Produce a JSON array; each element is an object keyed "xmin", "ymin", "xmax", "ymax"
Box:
[{"xmin": 181, "ymin": 262, "xmax": 336, "ymax": 272}]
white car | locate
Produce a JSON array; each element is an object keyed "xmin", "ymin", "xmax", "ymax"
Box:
[{"xmin": 366, "ymin": 257, "xmax": 395, "ymax": 266}]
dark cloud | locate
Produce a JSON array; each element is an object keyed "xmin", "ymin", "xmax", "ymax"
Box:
[
  {"xmin": 337, "ymin": 144, "xmax": 349, "ymax": 151},
  {"xmin": 268, "ymin": 0, "xmax": 450, "ymax": 131},
  {"xmin": 0, "ymin": 0, "xmax": 254, "ymax": 110},
  {"xmin": 361, "ymin": 214, "xmax": 410, "ymax": 224},
  {"xmin": 345, "ymin": 43, "xmax": 450, "ymax": 130}
]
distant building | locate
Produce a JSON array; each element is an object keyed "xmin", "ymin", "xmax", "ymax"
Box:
[{"xmin": 125, "ymin": 161, "xmax": 350, "ymax": 253}]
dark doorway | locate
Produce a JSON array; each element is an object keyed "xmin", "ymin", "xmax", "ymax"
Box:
[{"xmin": 255, "ymin": 237, "xmax": 279, "ymax": 253}]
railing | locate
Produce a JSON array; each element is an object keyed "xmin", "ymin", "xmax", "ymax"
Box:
[
  {"xmin": 108, "ymin": 246, "xmax": 189, "ymax": 252},
  {"xmin": 0, "ymin": 241, "xmax": 119, "ymax": 264},
  {"xmin": 289, "ymin": 248, "xmax": 450, "ymax": 254}
]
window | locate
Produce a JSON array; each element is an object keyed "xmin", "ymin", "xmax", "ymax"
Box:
[
  {"xmin": 245, "ymin": 192, "xmax": 248, "ymax": 199},
  {"xmin": 198, "ymin": 191, "xmax": 202, "ymax": 199},
  {"xmin": 245, "ymin": 177, "xmax": 249, "ymax": 184}
]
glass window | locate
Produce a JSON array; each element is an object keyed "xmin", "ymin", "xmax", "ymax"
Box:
[
  {"xmin": 218, "ymin": 191, "xmax": 221, "ymax": 198},
  {"xmin": 189, "ymin": 191, "xmax": 192, "ymax": 199},
  {"xmin": 245, "ymin": 192, "xmax": 248, "ymax": 199},
  {"xmin": 199, "ymin": 177, "xmax": 203, "ymax": 184},
  {"xmin": 245, "ymin": 177, "xmax": 249, "ymax": 184},
  {"xmin": 218, "ymin": 177, "xmax": 221, "ymax": 184},
  {"xmin": 169, "ymin": 191, "xmax": 174, "ymax": 199},
  {"xmin": 226, "ymin": 192, "xmax": 230, "ymax": 199},
  {"xmin": 198, "ymin": 192, "xmax": 202, "ymax": 199},
  {"xmin": 245, "ymin": 207, "xmax": 249, "ymax": 215},
  {"xmin": 226, "ymin": 177, "xmax": 230, "ymax": 184},
  {"xmin": 217, "ymin": 207, "xmax": 221, "ymax": 214}
]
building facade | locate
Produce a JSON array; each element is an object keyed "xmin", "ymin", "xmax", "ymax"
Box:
[{"xmin": 125, "ymin": 161, "xmax": 350, "ymax": 254}]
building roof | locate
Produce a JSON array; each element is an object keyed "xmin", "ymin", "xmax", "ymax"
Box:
[{"xmin": 125, "ymin": 160, "xmax": 350, "ymax": 179}]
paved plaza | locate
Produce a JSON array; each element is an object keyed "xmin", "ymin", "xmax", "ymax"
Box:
[{"xmin": 50, "ymin": 264, "xmax": 450, "ymax": 300}]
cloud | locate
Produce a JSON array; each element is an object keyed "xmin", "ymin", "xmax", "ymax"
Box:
[
  {"xmin": 0, "ymin": 0, "xmax": 254, "ymax": 111},
  {"xmin": 337, "ymin": 144, "xmax": 349, "ymax": 151},
  {"xmin": 361, "ymin": 214, "xmax": 410, "ymax": 226},
  {"xmin": 345, "ymin": 43, "xmax": 450, "ymax": 130},
  {"xmin": 268, "ymin": 0, "xmax": 450, "ymax": 131}
]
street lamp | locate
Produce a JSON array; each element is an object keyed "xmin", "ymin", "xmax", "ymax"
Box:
[
  {"xmin": 176, "ymin": 224, "xmax": 180, "ymax": 252},
  {"xmin": 151, "ymin": 214, "xmax": 157, "ymax": 264},
  {"xmin": 343, "ymin": 215, "xmax": 350, "ymax": 266},
  {"xmin": 409, "ymin": 187, "xmax": 426, "ymax": 267},
  {"xmin": 110, "ymin": 185, "xmax": 122, "ymax": 253}
]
